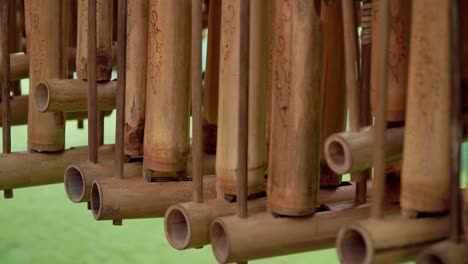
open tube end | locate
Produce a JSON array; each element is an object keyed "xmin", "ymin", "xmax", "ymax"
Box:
[
  {"xmin": 210, "ymin": 219, "xmax": 230, "ymax": 264},
  {"xmin": 337, "ymin": 225, "xmax": 372, "ymax": 264},
  {"xmin": 90, "ymin": 182, "xmax": 103, "ymax": 219},
  {"xmin": 34, "ymin": 81, "xmax": 51, "ymax": 112},
  {"xmin": 64, "ymin": 165, "xmax": 86, "ymax": 203},
  {"xmin": 164, "ymin": 205, "xmax": 192, "ymax": 250},
  {"xmin": 324, "ymin": 136, "xmax": 352, "ymax": 175}
]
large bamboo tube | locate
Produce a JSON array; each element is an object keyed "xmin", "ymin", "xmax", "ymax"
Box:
[
  {"xmin": 123, "ymin": 0, "xmax": 148, "ymax": 157},
  {"xmin": 215, "ymin": 0, "xmax": 268, "ymax": 196},
  {"xmin": 27, "ymin": 0, "xmax": 69, "ymax": 152},
  {"xmin": 402, "ymin": 0, "xmax": 451, "ymax": 213},
  {"xmin": 34, "ymin": 79, "xmax": 116, "ymax": 112},
  {"xmin": 10, "ymin": 52, "xmax": 28, "ymax": 80},
  {"xmin": 143, "ymin": 0, "xmax": 191, "ymax": 176},
  {"xmin": 202, "ymin": 0, "xmax": 221, "ymax": 155},
  {"xmin": 76, "ymin": 0, "xmax": 113, "ymax": 81},
  {"xmin": 319, "ymin": 0, "xmax": 347, "ymax": 187},
  {"xmin": 417, "ymin": 240, "xmax": 468, "ymax": 264},
  {"xmin": 165, "ymin": 182, "xmax": 373, "ymax": 250},
  {"xmin": 65, "ymin": 154, "xmax": 216, "ymax": 203},
  {"xmin": 370, "ymin": 0, "xmax": 410, "ymax": 122},
  {"xmin": 0, "ymin": 145, "xmax": 114, "ymax": 190},
  {"xmin": 336, "ymin": 216, "xmax": 449, "ymax": 264},
  {"xmin": 267, "ymin": 0, "xmax": 323, "ymax": 216},
  {"xmin": 90, "ymin": 176, "xmax": 217, "ymax": 220},
  {"xmin": 210, "ymin": 202, "xmax": 399, "ymax": 263}
]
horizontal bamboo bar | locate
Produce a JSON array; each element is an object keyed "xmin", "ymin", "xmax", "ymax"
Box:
[
  {"xmin": 0, "ymin": 145, "xmax": 114, "ymax": 191},
  {"xmin": 337, "ymin": 216, "xmax": 450, "ymax": 264},
  {"xmin": 165, "ymin": 182, "xmax": 373, "ymax": 249},
  {"xmin": 65, "ymin": 154, "xmax": 215, "ymax": 203},
  {"xmin": 90, "ymin": 176, "xmax": 217, "ymax": 220},
  {"xmin": 210, "ymin": 202, "xmax": 399, "ymax": 263},
  {"xmin": 34, "ymin": 79, "xmax": 116, "ymax": 112},
  {"xmin": 416, "ymin": 240, "xmax": 468, "ymax": 264}
]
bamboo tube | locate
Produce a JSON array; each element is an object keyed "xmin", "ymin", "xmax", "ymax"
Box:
[
  {"xmin": 210, "ymin": 202, "xmax": 399, "ymax": 263},
  {"xmin": 34, "ymin": 79, "xmax": 116, "ymax": 112},
  {"xmin": 319, "ymin": 0, "xmax": 347, "ymax": 187},
  {"xmin": 336, "ymin": 216, "xmax": 450, "ymax": 264},
  {"xmin": 402, "ymin": 0, "xmax": 451, "ymax": 213},
  {"xmin": 267, "ymin": 0, "xmax": 322, "ymax": 216},
  {"xmin": 65, "ymin": 154, "xmax": 216, "ymax": 203},
  {"xmin": 0, "ymin": 145, "xmax": 114, "ymax": 190},
  {"xmin": 124, "ymin": 0, "xmax": 148, "ymax": 157},
  {"xmin": 165, "ymin": 182, "xmax": 373, "ymax": 250},
  {"xmin": 202, "ymin": 0, "xmax": 221, "ymax": 155},
  {"xmin": 2, "ymin": 0, "xmax": 12, "ymax": 154},
  {"xmin": 90, "ymin": 176, "xmax": 217, "ymax": 220},
  {"xmin": 216, "ymin": 0, "xmax": 267, "ymax": 196},
  {"xmin": 417, "ymin": 241, "xmax": 468, "ymax": 264},
  {"xmin": 76, "ymin": 0, "xmax": 113, "ymax": 81},
  {"xmin": 461, "ymin": 0, "xmax": 468, "ymax": 81},
  {"xmin": 27, "ymin": 0, "xmax": 69, "ymax": 152},
  {"xmin": 143, "ymin": 0, "xmax": 191, "ymax": 177}
]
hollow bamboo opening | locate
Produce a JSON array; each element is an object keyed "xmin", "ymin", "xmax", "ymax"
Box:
[
  {"xmin": 64, "ymin": 166, "xmax": 85, "ymax": 203},
  {"xmin": 90, "ymin": 182, "xmax": 102, "ymax": 218},
  {"xmin": 34, "ymin": 82, "xmax": 50, "ymax": 112},
  {"xmin": 211, "ymin": 220, "xmax": 230, "ymax": 264},
  {"xmin": 327, "ymin": 139, "xmax": 349, "ymax": 173},
  {"xmin": 338, "ymin": 226, "xmax": 372, "ymax": 264},
  {"xmin": 165, "ymin": 207, "xmax": 191, "ymax": 249}
]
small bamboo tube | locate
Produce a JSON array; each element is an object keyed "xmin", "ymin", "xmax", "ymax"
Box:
[
  {"xmin": 337, "ymin": 216, "xmax": 450, "ymax": 264},
  {"xmin": 65, "ymin": 154, "xmax": 216, "ymax": 203},
  {"xmin": 417, "ymin": 240, "xmax": 468, "ymax": 264},
  {"xmin": 202, "ymin": 0, "xmax": 221, "ymax": 155},
  {"xmin": 325, "ymin": 126, "xmax": 404, "ymax": 175},
  {"xmin": 34, "ymin": 79, "xmax": 116, "ymax": 112},
  {"xmin": 27, "ymin": 0, "xmax": 69, "ymax": 152},
  {"xmin": 90, "ymin": 176, "xmax": 217, "ymax": 220},
  {"xmin": 0, "ymin": 145, "xmax": 114, "ymax": 190},
  {"xmin": 165, "ymin": 182, "xmax": 373, "ymax": 250},
  {"xmin": 402, "ymin": 0, "xmax": 451, "ymax": 213},
  {"xmin": 267, "ymin": 0, "xmax": 323, "ymax": 216},
  {"xmin": 76, "ymin": 0, "xmax": 113, "ymax": 81},
  {"xmin": 319, "ymin": 0, "xmax": 347, "ymax": 187},
  {"xmin": 370, "ymin": 0, "xmax": 410, "ymax": 123},
  {"xmin": 216, "ymin": 0, "xmax": 267, "ymax": 196},
  {"xmin": 124, "ymin": 0, "xmax": 148, "ymax": 157},
  {"xmin": 210, "ymin": 202, "xmax": 399, "ymax": 263},
  {"xmin": 143, "ymin": 0, "xmax": 191, "ymax": 176}
]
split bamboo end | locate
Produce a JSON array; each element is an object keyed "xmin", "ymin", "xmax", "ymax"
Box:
[
  {"xmin": 64, "ymin": 165, "xmax": 86, "ymax": 203},
  {"xmin": 164, "ymin": 205, "xmax": 192, "ymax": 250},
  {"xmin": 34, "ymin": 81, "xmax": 51, "ymax": 112}
]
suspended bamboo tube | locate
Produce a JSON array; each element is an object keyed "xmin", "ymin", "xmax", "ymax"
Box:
[
  {"xmin": 143, "ymin": 0, "xmax": 191, "ymax": 178},
  {"xmin": 402, "ymin": 0, "xmax": 451, "ymax": 214},
  {"xmin": 417, "ymin": 240, "xmax": 468, "ymax": 264},
  {"xmin": 0, "ymin": 145, "xmax": 114, "ymax": 191},
  {"xmin": 65, "ymin": 154, "xmax": 216, "ymax": 203},
  {"xmin": 90, "ymin": 176, "xmax": 217, "ymax": 220},
  {"xmin": 76, "ymin": 0, "xmax": 113, "ymax": 81},
  {"xmin": 2, "ymin": 0, "xmax": 12, "ymax": 155},
  {"xmin": 165, "ymin": 182, "xmax": 373, "ymax": 250},
  {"xmin": 123, "ymin": 0, "xmax": 148, "ymax": 157},
  {"xmin": 202, "ymin": 0, "xmax": 221, "ymax": 155},
  {"xmin": 210, "ymin": 202, "xmax": 399, "ymax": 263},
  {"xmin": 215, "ymin": 0, "xmax": 267, "ymax": 196},
  {"xmin": 336, "ymin": 216, "xmax": 450, "ymax": 264},
  {"xmin": 319, "ymin": 0, "xmax": 347, "ymax": 187},
  {"xmin": 34, "ymin": 79, "xmax": 116, "ymax": 112},
  {"xmin": 267, "ymin": 0, "xmax": 323, "ymax": 216},
  {"xmin": 27, "ymin": 0, "xmax": 69, "ymax": 152}
]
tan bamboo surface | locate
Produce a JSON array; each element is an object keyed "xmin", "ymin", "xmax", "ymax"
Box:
[
  {"xmin": 417, "ymin": 240, "xmax": 468, "ymax": 264},
  {"xmin": 165, "ymin": 182, "xmax": 373, "ymax": 250},
  {"xmin": 267, "ymin": 0, "xmax": 323, "ymax": 216},
  {"xmin": 143, "ymin": 0, "xmax": 191, "ymax": 176},
  {"xmin": 202, "ymin": 0, "xmax": 221, "ymax": 155},
  {"xmin": 34, "ymin": 79, "xmax": 116, "ymax": 112},
  {"xmin": 336, "ymin": 216, "xmax": 450, "ymax": 264},
  {"xmin": 402, "ymin": 0, "xmax": 451, "ymax": 213},
  {"xmin": 76, "ymin": 0, "xmax": 113, "ymax": 81},
  {"xmin": 123, "ymin": 0, "xmax": 148, "ymax": 157},
  {"xmin": 210, "ymin": 202, "xmax": 399, "ymax": 263},
  {"xmin": 65, "ymin": 154, "xmax": 215, "ymax": 203},
  {"xmin": 319, "ymin": 0, "xmax": 347, "ymax": 187},
  {"xmin": 27, "ymin": 0, "xmax": 69, "ymax": 152},
  {"xmin": 0, "ymin": 145, "xmax": 114, "ymax": 191},
  {"xmin": 90, "ymin": 176, "xmax": 217, "ymax": 220},
  {"xmin": 370, "ymin": 0, "xmax": 410, "ymax": 123}
]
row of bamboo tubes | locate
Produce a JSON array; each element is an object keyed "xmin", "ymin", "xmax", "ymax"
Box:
[{"xmin": 1, "ymin": 0, "xmax": 467, "ymax": 263}]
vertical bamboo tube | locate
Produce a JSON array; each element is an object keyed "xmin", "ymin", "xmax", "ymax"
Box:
[
  {"xmin": 461, "ymin": 0, "xmax": 468, "ymax": 82},
  {"xmin": 2, "ymin": 0, "xmax": 12, "ymax": 154},
  {"xmin": 202, "ymin": 0, "xmax": 221, "ymax": 155},
  {"xmin": 319, "ymin": 0, "xmax": 346, "ymax": 187},
  {"xmin": 27, "ymin": 0, "xmax": 69, "ymax": 152},
  {"xmin": 76, "ymin": 0, "xmax": 113, "ymax": 81},
  {"xmin": 401, "ymin": 0, "xmax": 451, "ymax": 213},
  {"xmin": 124, "ymin": 0, "xmax": 148, "ymax": 157},
  {"xmin": 215, "ymin": 0, "xmax": 267, "ymax": 196},
  {"xmin": 267, "ymin": 0, "xmax": 323, "ymax": 216},
  {"xmin": 143, "ymin": 0, "xmax": 191, "ymax": 177}
]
